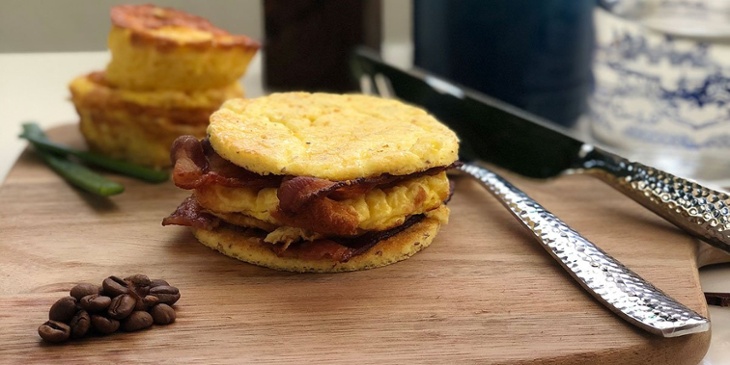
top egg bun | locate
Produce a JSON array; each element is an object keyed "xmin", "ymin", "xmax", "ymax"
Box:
[{"xmin": 105, "ymin": 4, "xmax": 260, "ymax": 91}]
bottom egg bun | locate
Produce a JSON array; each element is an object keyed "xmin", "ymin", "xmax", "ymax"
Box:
[
  {"xmin": 191, "ymin": 208, "xmax": 446, "ymax": 273},
  {"xmin": 70, "ymin": 72, "xmax": 244, "ymax": 168}
]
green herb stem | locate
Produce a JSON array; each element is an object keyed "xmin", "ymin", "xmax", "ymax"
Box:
[
  {"xmin": 19, "ymin": 122, "xmax": 169, "ymax": 183},
  {"xmin": 37, "ymin": 148, "xmax": 125, "ymax": 196}
]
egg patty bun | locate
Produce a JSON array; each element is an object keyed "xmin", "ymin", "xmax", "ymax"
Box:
[
  {"xmin": 163, "ymin": 92, "xmax": 459, "ymax": 272},
  {"xmin": 105, "ymin": 4, "xmax": 260, "ymax": 91},
  {"xmin": 69, "ymin": 72, "xmax": 244, "ymax": 168}
]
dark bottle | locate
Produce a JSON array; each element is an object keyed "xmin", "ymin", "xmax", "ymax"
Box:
[
  {"xmin": 413, "ymin": 0, "xmax": 594, "ymax": 127},
  {"xmin": 263, "ymin": 0, "xmax": 381, "ymax": 93}
]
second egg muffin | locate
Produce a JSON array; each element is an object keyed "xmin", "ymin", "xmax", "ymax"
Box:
[{"xmin": 69, "ymin": 72, "xmax": 244, "ymax": 168}]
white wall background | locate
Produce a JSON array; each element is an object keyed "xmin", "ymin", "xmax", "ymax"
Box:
[{"xmin": 0, "ymin": 0, "xmax": 412, "ymax": 56}]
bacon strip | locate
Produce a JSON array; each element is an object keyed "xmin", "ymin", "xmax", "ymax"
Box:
[
  {"xmin": 275, "ymin": 240, "xmax": 354, "ymax": 262},
  {"xmin": 272, "ymin": 167, "xmax": 448, "ymax": 235},
  {"xmin": 167, "ymin": 135, "xmax": 452, "ymax": 244},
  {"xmin": 162, "ymin": 195, "xmax": 220, "ymax": 230},
  {"xmin": 272, "ymin": 195, "xmax": 360, "ymax": 236},
  {"xmin": 170, "ymin": 136, "xmax": 208, "ymax": 189},
  {"xmin": 258, "ymin": 213, "xmax": 424, "ymax": 262},
  {"xmin": 162, "ymin": 194, "xmax": 425, "ymax": 262},
  {"xmin": 278, "ymin": 166, "xmax": 450, "ymax": 211},
  {"xmin": 170, "ymin": 135, "xmax": 450, "ymax": 203},
  {"xmin": 170, "ymin": 136, "xmax": 282, "ymax": 190},
  {"xmin": 277, "ymin": 176, "xmax": 340, "ymax": 213}
]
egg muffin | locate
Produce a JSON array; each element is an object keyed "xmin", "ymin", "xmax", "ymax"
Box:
[
  {"xmin": 69, "ymin": 72, "xmax": 244, "ymax": 168},
  {"xmin": 105, "ymin": 4, "xmax": 260, "ymax": 91},
  {"xmin": 163, "ymin": 92, "xmax": 460, "ymax": 272}
]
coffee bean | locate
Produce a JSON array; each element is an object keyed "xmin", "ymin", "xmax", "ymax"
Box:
[
  {"xmin": 149, "ymin": 279, "xmax": 169, "ymax": 288},
  {"xmin": 79, "ymin": 294, "xmax": 112, "ymax": 312},
  {"xmin": 69, "ymin": 310, "xmax": 90, "ymax": 339},
  {"xmin": 150, "ymin": 304, "xmax": 176, "ymax": 325},
  {"xmin": 49, "ymin": 296, "xmax": 77, "ymax": 323},
  {"xmin": 102, "ymin": 276, "xmax": 129, "ymax": 297},
  {"xmin": 41, "ymin": 275, "xmax": 180, "ymax": 343},
  {"xmin": 38, "ymin": 320, "xmax": 71, "ymax": 343},
  {"xmin": 124, "ymin": 274, "xmax": 151, "ymax": 288},
  {"xmin": 125, "ymin": 274, "xmax": 151, "ymax": 297},
  {"xmin": 69, "ymin": 283, "xmax": 100, "ymax": 301},
  {"xmin": 122, "ymin": 311, "xmax": 153, "ymax": 332},
  {"xmin": 133, "ymin": 295, "xmax": 159, "ymax": 312},
  {"xmin": 149, "ymin": 285, "xmax": 180, "ymax": 305},
  {"xmin": 131, "ymin": 292, "xmax": 158, "ymax": 311},
  {"xmin": 133, "ymin": 298, "xmax": 145, "ymax": 311},
  {"xmin": 107, "ymin": 294, "xmax": 135, "ymax": 320},
  {"xmin": 90, "ymin": 315, "xmax": 119, "ymax": 335}
]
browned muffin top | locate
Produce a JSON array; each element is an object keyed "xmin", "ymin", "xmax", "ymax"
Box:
[{"xmin": 110, "ymin": 4, "xmax": 260, "ymax": 50}]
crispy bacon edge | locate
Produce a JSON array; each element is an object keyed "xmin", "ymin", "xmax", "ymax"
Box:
[
  {"xmin": 170, "ymin": 135, "xmax": 282, "ymax": 190},
  {"xmin": 161, "ymin": 193, "xmax": 427, "ymax": 262},
  {"xmin": 169, "ymin": 135, "xmax": 452, "ymax": 236},
  {"xmin": 161, "ymin": 195, "xmax": 219, "ymax": 230},
  {"xmin": 164, "ymin": 135, "xmax": 457, "ymax": 261}
]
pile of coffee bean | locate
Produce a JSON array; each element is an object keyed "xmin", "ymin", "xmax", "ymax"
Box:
[{"xmin": 38, "ymin": 274, "xmax": 180, "ymax": 343}]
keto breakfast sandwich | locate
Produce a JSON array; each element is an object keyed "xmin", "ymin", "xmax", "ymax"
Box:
[{"xmin": 162, "ymin": 92, "xmax": 459, "ymax": 272}]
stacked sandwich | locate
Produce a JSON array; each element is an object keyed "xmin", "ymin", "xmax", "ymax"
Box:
[
  {"xmin": 163, "ymin": 92, "xmax": 460, "ymax": 272},
  {"xmin": 69, "ymin": 4, "xmax": 260, "ymax": 168}
]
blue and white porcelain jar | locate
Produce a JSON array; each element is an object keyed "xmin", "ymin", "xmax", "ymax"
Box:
[{"xmin": 590, "ymin": 0, "xmax": 730, "ymax": 184}]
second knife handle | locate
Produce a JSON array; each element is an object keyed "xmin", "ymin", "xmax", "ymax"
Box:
[
  {"xmin": 584, "ymin": 148, "xmax": 730, "ymax": 253},
  {"xmin": 458, "ymin": 162, "xmax": 709, "ymax": 337}
]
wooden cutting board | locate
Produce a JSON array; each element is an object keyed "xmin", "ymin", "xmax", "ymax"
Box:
[{"xmin": 0, "ymin": 124, "xmax": 723, "ymax": 364}]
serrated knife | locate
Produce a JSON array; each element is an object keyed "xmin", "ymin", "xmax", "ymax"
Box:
[{"xmin": 351, "ymin": 48, "xmax": 730, "ymax": 255}]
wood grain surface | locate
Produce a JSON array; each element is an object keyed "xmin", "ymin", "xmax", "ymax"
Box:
[{"xmin": 0, "ymin": 125, "xmax": 716, "ymax": 364}]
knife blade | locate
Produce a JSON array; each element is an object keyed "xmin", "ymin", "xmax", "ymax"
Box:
[{"xmin": 351, "ymin": 47, "xmax": 730, "ymax": 253}]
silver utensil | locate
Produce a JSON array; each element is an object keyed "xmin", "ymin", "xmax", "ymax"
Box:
[
  {"xmin": 352, "ymin": 48, "xmax": 730, "ymax": 255},
  {"xmin": 359, "ymin": 71, "xmax": 710, "ymax": 338},
  {"xmin": 457, "ymin": 162, "xmax": 709, "ymax": 337}
]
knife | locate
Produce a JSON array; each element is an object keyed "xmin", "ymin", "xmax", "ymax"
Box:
[{"xmin": 351, "ymin": 48, "xmax": 730, "ymax": 254}]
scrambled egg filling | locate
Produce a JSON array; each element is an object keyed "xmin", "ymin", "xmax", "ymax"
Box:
[{"xmin": 194, "ymin": 172, "xmax": 451, "ymax": 244}]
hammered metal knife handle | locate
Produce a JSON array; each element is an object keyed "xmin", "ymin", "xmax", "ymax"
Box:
[
  {"xmin": 583, "ymin": 148, "xmax": 730, "ymax": 253},
  {"xmin": 457, "ymin": 162, "xmax": 709, "ymax": 337}
]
